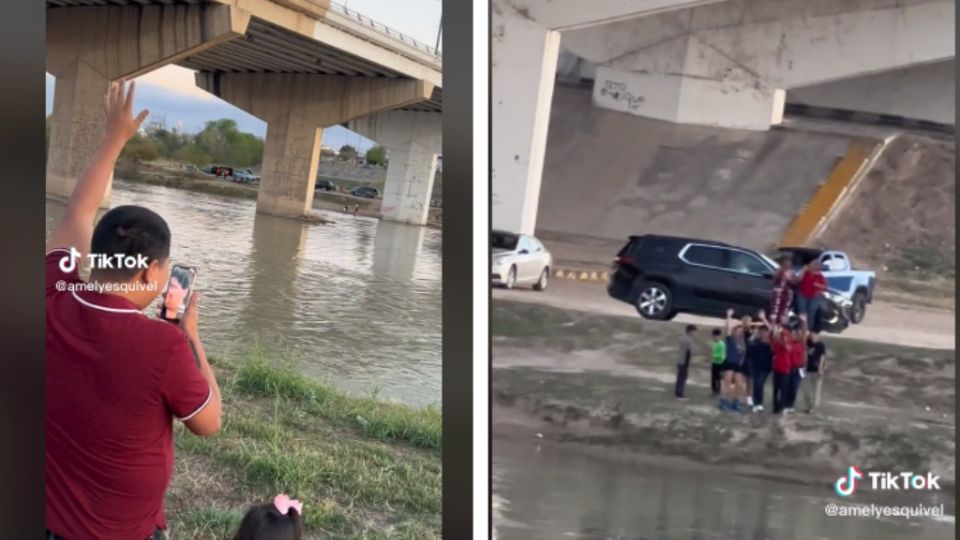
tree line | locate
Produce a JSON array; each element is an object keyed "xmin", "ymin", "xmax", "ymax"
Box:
[{"xmin": 45, "ymin": 117, "xmax": 389, "ymax": 168}]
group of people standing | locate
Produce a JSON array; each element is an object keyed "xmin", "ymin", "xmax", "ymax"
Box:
[{"xmin": 674, "ymin": 254, "xmax": 829, "ymax": 415}]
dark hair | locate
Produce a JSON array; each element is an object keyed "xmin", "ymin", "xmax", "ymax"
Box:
[
  {"xmin": 711, "ymin": 328, "xmax": 722, "ymax": 337},
  {"xmin": 685, "ymin": 324, "xmax": 697, "ymax": 334},
  {"xmin": 90, "ymin": 205, "xmax": 171, "ymax": 280},
  {"xmin": 170, "ymin": 266, "xmax": 192, "ymax": 289},
  {"xmin": 232, "ymin": 504, "xmax": 303, "ymax": 540}
]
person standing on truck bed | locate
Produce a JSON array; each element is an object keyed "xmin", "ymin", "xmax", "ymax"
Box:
[
  {"xmin": 770, "ymin": 255, "xmax": 797, "ymax": 330},
  {"xmin": 797, "ymin": 260, "xmax": 828, "ymax": 332}
]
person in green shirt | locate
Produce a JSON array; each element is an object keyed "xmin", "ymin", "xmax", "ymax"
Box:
[{"xmin": 710, "ymin": 328, "xmax": 725, "ymax": 395}]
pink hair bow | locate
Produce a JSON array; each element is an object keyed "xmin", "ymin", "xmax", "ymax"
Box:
[{"xmin": 274, "ymin": 494, "xmax": 303, "ymax": 515}]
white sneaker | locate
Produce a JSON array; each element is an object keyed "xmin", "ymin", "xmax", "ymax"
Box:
[
  {"xmin": 746, "ymin": 396, "xmax": 754, "ymax": 406},
  {"xmin": 756, "ymin": 405, "xmax": 764, "ymax": 412}
]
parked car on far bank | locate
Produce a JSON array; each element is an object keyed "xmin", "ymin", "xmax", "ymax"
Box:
[
  {"xmin": 350, "ymin": 186, "xmax": 379, "ymax": 199},
  {"xmin": 491, "ymin": 230, "xmax": 553, "ymax": 291},
  {"xmin": 232, "ymin": 169, "xmax": 259, "ymax": 184},
  {"xmin": 315, "ymin": 179, "xmax": 336, "ymax": 191}
]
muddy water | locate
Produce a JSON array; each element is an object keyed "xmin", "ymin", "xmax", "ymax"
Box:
[
  {"xmin": 46, "ymin": 180, "xmax": 441, "ymax": 406},
  {"xmin": 493, "ymin": 439, "xmax": 955, "ymax": 540}
]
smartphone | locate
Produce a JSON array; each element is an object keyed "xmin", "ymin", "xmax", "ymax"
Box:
[{"xmin": 158, "ymin": 264, "xmax": 197, "ymax": 323}]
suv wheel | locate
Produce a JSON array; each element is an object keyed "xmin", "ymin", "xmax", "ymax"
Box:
[
  {"xmin": 505, "ymin": 266, "xmax": 517, "ymax": 290},
  {"xmin": 851, "ymin": 291, "xmax": 867, "ymax": 324},
  {"xmin": 635, "ymin": 281, "xmax": 673, "ymax": 320},
  {"xmin": 533, "ymin": 268, "xmax": 549, "ymax": 291}
]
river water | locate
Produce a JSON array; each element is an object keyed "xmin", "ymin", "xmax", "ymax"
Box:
[
  {"xmin": 493, "ymin": 439, "xmax": 955, "ymax": 540},
  {"xmin": 46, "ymin": 180, "xmax": 442, "ymax": 407}
]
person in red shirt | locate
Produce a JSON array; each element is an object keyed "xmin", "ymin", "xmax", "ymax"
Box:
[
  {"xmin": 784, "ymin": 315, "xmax": 810, "ymax": 412},
  {"xmin": 763, "ymin": 312, "xmax": 806, "ymax": 415},
  {"xmin": 46, "ymin": 80, "xmax": 223, "ymax": 540},
  {"xmin": 797, "ymin": 260, "xmax": 828, "ymax": 332}
]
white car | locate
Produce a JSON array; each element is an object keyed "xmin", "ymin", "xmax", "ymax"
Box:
[{"xmin": 491, "ymin": 230, "xmax": 553, "ymax": 291}]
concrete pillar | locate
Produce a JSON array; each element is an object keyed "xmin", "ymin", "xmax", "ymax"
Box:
[
  {"xmin": 372, "ymin": 220, "xmax": 425, "ymax": 281},
  {"xmin": 259, "ymin": 117, "xmax": 324, "ymax": 217},
  {"xmin": 47, "ymin": 62, "xmax": 114, "ymax": 203},
  {"xmin": 347, "ymin": 110, "xmax": 441, "ymax": 226},
  {"xmin": 45, "ymin": 4, "xmax": 249, "ymax": 204},
  {"xmin": 491, "ymin": 3, "xmax": 561, "ymax": 235},
  {"xmin": 196, "ymin": 72, "xmax": 434, "ymax": 218}
]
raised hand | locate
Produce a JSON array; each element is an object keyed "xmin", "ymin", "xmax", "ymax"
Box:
[{"xmin": 104, "ymin": 79, "xmax": 150, "ymax": 146}]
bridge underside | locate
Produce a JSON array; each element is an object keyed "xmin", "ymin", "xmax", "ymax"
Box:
[
  {"xmin": 46, "ymin": 0, "xmax": 443, "ymax": 223},
  {"xmin": 492, "ymin": 0, "xmax": 955, "ymax": 235}
]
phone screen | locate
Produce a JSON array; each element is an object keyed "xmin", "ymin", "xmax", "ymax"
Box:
[{"xmin": 159, "ymin": 264, "xmax": 197, "ymax": 323}]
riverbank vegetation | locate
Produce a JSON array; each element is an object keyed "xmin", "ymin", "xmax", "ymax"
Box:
[{"xmin": 166, "ymin": 350, "xmax": 441, "ymax": 539}]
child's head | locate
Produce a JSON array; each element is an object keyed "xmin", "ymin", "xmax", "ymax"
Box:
[
  {"xmin": 233, "ymin": 495, "xmax": 303, "ymax": 540},
  {"xmin": 711, "ymin": 328, "xmax": 722, "ymax": 340},
  {"xmin": 685, "ymin": 324, "xmax": 697, "ymax": 335},
  {"xmin": 89, "ymin": 205, "xmax": 172, "ymax": 309}
]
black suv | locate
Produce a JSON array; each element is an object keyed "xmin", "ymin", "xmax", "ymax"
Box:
[
  {"xmin": 608, "ymin": 235, "xmax": 850, "ymax": 332},
  {"xmin": 350, "ymin": 186, "xmax": 379, "ymax": 199}
]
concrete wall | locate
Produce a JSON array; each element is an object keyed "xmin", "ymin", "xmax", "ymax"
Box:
[
  {"xmin": 535, "ymin": 85, "xmax": 853, "ymax": 252},
  {"xmin": 789, "ymin": 60, "xmax": 956, "ymax": 125}
]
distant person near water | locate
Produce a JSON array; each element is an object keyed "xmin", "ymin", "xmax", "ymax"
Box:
[
  {"xmin": 801, "ymin": 331, "xmax": 828, "ymax": 413},
  {"xmin": 718, "ymin": 309, "xmax": 748, "ymax": 412},
  {"xmin": 710, "ymin": 328, "xmax": 725, "ymax": 396},
  {"xmin": 674, "ymin": 324, "xmax": 697, "ymax": 399},
  {"xmin": 770, "ymin": 254, "xmax": 797, "ymax": 329}
]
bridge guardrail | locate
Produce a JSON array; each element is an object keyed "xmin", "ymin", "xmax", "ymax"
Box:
[{"xmin": 328, "ymin": 2, "xmax": 441, "ymax": 59}]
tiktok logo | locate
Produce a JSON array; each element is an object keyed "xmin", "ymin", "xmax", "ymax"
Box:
[
  {"xmin": 58, "ymin": 247, "xmax": 81, "ymax": 274},
  {"xmin": 835, "ymin": 466, "xmax": 863, "ymax": 497}
]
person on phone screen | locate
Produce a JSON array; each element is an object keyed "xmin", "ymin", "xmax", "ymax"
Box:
[
  {"xmin": 45, "ymin": 80, "xmax": 222, "ymax": 540},
  {"xmin": 160, "ymin": 266, "xmax": 192, "ymax": 321}
]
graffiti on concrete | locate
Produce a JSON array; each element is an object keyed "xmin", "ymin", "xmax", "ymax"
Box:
[{"xmin": 598, "ymin": 79, "xmax": 644, "ymax": 110}]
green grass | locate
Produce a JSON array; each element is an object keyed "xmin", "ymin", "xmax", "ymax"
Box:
[
  {"xmin": 233, "ymin": 351, "xmax": 441, "ymax": 450},
  {"xmin": 167, "ymin": 350, "xmax": 441, "ymax": 539}
]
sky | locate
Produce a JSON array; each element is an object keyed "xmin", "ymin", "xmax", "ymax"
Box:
[{"xmin": 45, "ymin": 0, "xmax": 442, "ymax": 153}]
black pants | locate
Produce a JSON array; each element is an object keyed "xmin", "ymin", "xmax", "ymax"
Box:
[
  {"xmin": 710, "ymin": 363, "xmax": 722, "ymax": 394},
  {"xmin": 752, "ymin": 369, "xmax": 770, "ymax": 407},
  {"xmin": 675, "ymin": 361, "xmax": 690, "ymax": 397},
  {"xmin": 47, "ymin": 529, "xmax": 166, "ymax": 540},
  {"xmin": 786, "ymin": 368, "xmax": 802, "ymax": 409},
  {"xmin": 772, "ymin": 372, "xmax": 790, "ymax": 413}
]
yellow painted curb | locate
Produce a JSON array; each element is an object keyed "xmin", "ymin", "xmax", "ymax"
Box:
[
  {"xmin": 778, "ymin": 138, "xmax": 881, "ymax": 248},
  {"xmin": 553, "ymin": 267, "xmax": 611, "ymax": 283}
]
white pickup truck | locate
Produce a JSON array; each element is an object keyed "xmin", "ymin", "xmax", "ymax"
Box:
[{"xmin": 775, "ymin": 247, "xmax": 877, "ymax": 324}]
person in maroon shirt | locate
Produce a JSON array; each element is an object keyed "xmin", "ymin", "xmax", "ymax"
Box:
[
  {"xmin": 797, "ymin": 260, "xmax": 828, "ymax": 332},
  {"xmin": 46, "ymin": 80, "xmax": 222, "ymax": 540},
  {"xmin": 769, "ymin": 255, "xmax": 797, "ymax": 330}
]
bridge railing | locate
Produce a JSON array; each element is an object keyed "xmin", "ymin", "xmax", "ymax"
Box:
[{"xmin": 328, "ymin": 2, "xmax": 441, "ymax": 59}]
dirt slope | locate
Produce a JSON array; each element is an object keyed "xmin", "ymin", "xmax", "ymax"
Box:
[{"xmin": 818, "ymin": 135, "xmax": 956, "ymax": 284}]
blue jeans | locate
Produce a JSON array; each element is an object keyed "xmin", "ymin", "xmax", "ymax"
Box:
[
  {"xmin": 797, "ymin": 294, "xmax": 823, "ymax": 329},
  {"xmin": 752, "ymin": 369, "xmax": 770, "ymax": 407}
]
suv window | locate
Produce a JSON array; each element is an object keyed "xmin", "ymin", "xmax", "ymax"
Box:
[
  {"xmin": 728, "ymin": 250, "xmax": 769, "ymax": 275},
  {"xmin": 682, "ymin": 245, "xmax": 728, "ymax": 268}
]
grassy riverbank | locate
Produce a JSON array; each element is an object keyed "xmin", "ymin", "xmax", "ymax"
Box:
[
  {"xmin": 115, "ymin": 160, "xmax": 442, "ymax": 228},
  {"xmin": 166, "ymin": 350, "xmax": 441, "ymax": 539}
]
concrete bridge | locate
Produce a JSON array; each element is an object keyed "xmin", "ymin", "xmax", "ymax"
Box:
[
  {"xmin": 46, "ymin": 0, "xmax": 442, "ymax": 225},
  {"xmin": 492, "ymin": 0, "xmax": 955, "ymax": 235}
]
